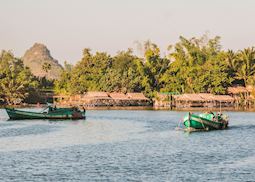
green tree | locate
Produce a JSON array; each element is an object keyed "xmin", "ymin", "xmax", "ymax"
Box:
[
  {"xmin": 99, "ymin": 49, "xmax": 147, "ymax": 93},
  {"xmin": 0, "ymin": 51, "xmax": 39, "ymax": 104},
  {"xmin": 235, "ymin": 47, "xmax": 255, "ymax": 86},
  {"xmin": 54, "ymin": 61, "xmax": 73, "ymax": 95},
  {"xmin": 161, "ymin": 35, "xmax": 232, "ymax": 94}
]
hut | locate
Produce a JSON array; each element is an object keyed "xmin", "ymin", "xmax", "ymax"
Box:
[
  {"xmin": 84, "ymin": 92, "xmax": 109, "ymax": 98},
  {"xmin": 174, "ymin": 94, "xmax": 208, "ymax": 108},
  {"xmin": 81, "ymin": 92, "xmax": 113, "ymax": 106},
  {"xmin": 227, "ymin": 86, "xmax": 249, "ymax": 98},
  {"xmin": 126, "ymin": 93, "xmax": 151, "ymax": 106},
  {"xmin": 109, "ymin": 93, "xmax": 129, "ymax": 100},
  {"xmin": 54, "ymin": 92, "xmax": 151, "ymax": 107},
  {"xmin": 174, "ymin": 93, "xmax": 235, "ymax": 108},
  {"xmin": 54, "ymin": 92, "xmax": 113, "ymax": 107},
  {"xmin": 211, "ymin": 95, "xmax": 235, "ymax": 107},
  {"xmin": 196, "ymin": 93, "xmax": 215, "ymax": 107},
  {"xmin": 108, "ymin": 92, "xmax": 130, "ymax": 106},
  {"xmin": 227, "ymin": 86, "xmax": 251, "ymax": 107}
]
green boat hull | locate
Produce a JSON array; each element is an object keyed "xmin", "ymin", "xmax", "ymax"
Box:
[
  {"xmin": 5, "ymin": 107, "xmax": 86, "ymax": 120},
  {"xmin": 183, "ymin": 112, "xmax": 228, "ymax": 131}
]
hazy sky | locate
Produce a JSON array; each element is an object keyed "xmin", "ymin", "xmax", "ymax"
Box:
[{"xmin": 1, "ymin": 0, "xmax": 255, "ymax": 64}]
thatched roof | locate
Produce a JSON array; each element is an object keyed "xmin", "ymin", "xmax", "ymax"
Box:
[
  {"xmin": 81, "ymin": 92, "xmax": 112, "ymax": 100},
  {"xmin": 62, "ymin": 92, "xmax": 112, "ymax": 101},
  {"xmin": 197, "ymin": 93, "xmax": 215, "ymax": 101},
  {"xmin": 109, "ymin": 92, "xmax": 129, "ymax": 100},
  {"xmin": 175, "ymin": 94, "xmax": 211, "ymax": 101},
  {"xmin": 175, "ymin": 93, "xmax": 234, "ymax": 102},
  {"xmin": 212, "ymin": 95, "xmax": 235, "ymax": 102},
  {"xmin": 228, "ymin": 86, "xmax": 249, "ymax": 94},
  {"xmin": 54, "ymin": 92, "xmax": 150, "ymax": 101},
  {"xmin": 84, "ymin": 92, "xmax": 110, "ymax": 97},
  {"xmin": 126, "ymin": 93, "xmax": 149, "ymax": 100}
]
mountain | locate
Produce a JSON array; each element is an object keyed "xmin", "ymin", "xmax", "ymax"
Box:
[{"xmin": 22, "ymin": 43, "xmax": 63, "ymax": 80}]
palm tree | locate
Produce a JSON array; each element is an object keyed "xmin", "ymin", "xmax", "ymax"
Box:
[
  {"xmin": 225, "ymin": 50, "xmax": 238, "ymax": 71},
  {"xmin": 235, "ymin": 47, "xmax": 255, "ymax": 86}
]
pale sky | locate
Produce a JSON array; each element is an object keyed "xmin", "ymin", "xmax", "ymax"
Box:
[{"xmin": 1, "ymin": 0, "xmax": 255, "ymax": 64}]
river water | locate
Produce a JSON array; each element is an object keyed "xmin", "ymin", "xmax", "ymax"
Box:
[{"xmin": 0, "ymin": 109, "xmax": 254, "ymax": 181}]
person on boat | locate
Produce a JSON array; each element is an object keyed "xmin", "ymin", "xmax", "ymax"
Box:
[
  {"xmin": 82, "ymin": 106, "xmax": 86, "ymax": 113},
  {"xmin": 207, "ymin": 111, "xmax": 217, "ymax": 121},
  {"xmin": 216, "ymin": 112, "xmax": 222, "ymax": 121}
]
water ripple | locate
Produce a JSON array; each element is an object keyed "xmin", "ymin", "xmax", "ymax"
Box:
[
  {"xmin": 0, "ymin": 109, "xmax": 255, "ymax": 181},
  {"xmin": 0, "ymin": 124, "xmax": 61, "ymax": 138}
]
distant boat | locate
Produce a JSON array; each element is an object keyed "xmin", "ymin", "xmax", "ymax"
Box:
[
  {"xmin": 183, "ymin": 112, "xmax": 228, "ymax": 132},
  {"xmin": 5, "ymin": 106, "xmax": 86, "ymax": 120}
]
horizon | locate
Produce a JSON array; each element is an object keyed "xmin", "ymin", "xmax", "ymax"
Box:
[{"xmin": 1, "ymin": 0, "xmax": 255, "ymax": 64}]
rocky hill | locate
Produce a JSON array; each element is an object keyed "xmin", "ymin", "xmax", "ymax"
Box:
[{"xmin": 22, "ymin": 43, "xmax": 63, "ymax": 80}]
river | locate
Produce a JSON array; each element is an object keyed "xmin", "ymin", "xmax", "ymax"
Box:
[{"xmin": 0, "ymin": 109, "xmax": 254, "ymax": 181}]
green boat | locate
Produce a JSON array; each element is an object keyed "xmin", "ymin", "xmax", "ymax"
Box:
[
  {"xmin": 183, "ymin": 112, "xmax": 228, "ymax": 131},
  {"xmin": 5, "ymin": 106, "xmax": 86, "ymax": 120}
]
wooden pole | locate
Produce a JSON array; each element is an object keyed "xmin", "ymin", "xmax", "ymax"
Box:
[{"xmin": 170, "ymin": 94, "xmax": 173, "ymax": 110}]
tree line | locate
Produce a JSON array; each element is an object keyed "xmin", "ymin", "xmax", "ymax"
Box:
[
  {"xmin": 1, "ymin": 34, "xmax": 255, "ymax": 105},
  {"xmin": 55, "ymin": 35, "xmax": 255, "ymax": 97}
]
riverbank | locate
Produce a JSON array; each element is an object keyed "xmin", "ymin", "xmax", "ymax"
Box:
[{"xmin": 2, "ymin": 104, "xmax": 255, "ymax": 112}]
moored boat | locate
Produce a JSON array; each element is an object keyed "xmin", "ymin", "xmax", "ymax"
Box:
[
  {"xmin": 183, "ymin": 112, "xmax": 228, "ymax": 131},
  {"xmin": 5, "ymin": 106, "xmax": 86, "ymax": 120}
]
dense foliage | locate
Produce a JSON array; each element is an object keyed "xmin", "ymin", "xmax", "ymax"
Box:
[
  {"xmin": 55, "ymin": 35, "xmax": 255, "ymax": 97},
  {"xmin": 2, "ymin": 34, "xmax": 255, "ymax": 105},
  {"xmin": 0, "ymin": 51, "xmax": 40, "ymax": 104}
]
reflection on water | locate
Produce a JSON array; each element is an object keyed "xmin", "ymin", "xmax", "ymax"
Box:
[{"xmin": 0, "ymin": 109, "xmax": 255, "ymax": 181}]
